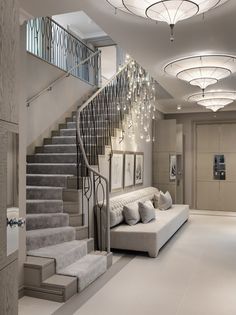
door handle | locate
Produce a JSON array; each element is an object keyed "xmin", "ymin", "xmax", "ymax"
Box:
[{"xmin": 7, "ymin": 217, "xmax": 25, "ymax": 228}]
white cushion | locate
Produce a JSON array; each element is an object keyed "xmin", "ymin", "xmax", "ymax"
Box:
[
  {"xmin": 138, "ymin": 200, "xmax": 156, "ymax": 224},
  {"xmin": 123, "ymin": 203, "xmax": 140, "ymax": 226},
  {"xmin": 158, "ymin": 191, "xmax": 172, "ymax": 210},
  {"xmin": 109, "ymin": 187, "xmax": 158, "ymax": 227}
]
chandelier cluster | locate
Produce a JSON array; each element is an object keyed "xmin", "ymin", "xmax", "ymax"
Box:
[
  {"xmin": 120, "ymin": 58, "xmax": 157, "ymax": 142},
  {"xmin": 165, "ymin": 55, "xmax": 236, "ymax": 96},
  {"xmin": 188, "ymin": 91, "xmax": 236, "ymax": 112},
  {"xmin": 106, "ymin": 0, "xmax": 228, "ymax": 41}
]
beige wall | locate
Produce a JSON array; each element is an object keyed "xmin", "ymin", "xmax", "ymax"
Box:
[
  {"xmin": 25, "ymin": 53, "xmax": 95, "ymax": 154},
  {"xmin": 196, "ymin": 123, "xmax": 236, "ymax": 211},
  {"xmin": 0, "ymin": 0, "xmax": 19, "ymax": 313},
  {"xmin": 99, "ymin": 110, "xmax": 163, "ymax": 198},
  {"xmin": 166, "ymin": 111, "xmax": 236, "ymax": 208},
  {"xmin": 153, "ymin": 119, "xmax": 177, "ymax": 201}
]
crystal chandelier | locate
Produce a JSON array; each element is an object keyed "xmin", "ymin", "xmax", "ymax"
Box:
[
  {"xmin": 165, "ymin": 55, "xmax": 236, "ymax": 95},
  {"xmin": 106, "ymin": 0, "xmax": 228, "ymax": 41},
  {"xmin": 188, "ymin": 91, "xmax": 236, "ymax": 112},
  {"xmin": 119, "ymin": 58, "xmax": 157, "ymax": 142}
]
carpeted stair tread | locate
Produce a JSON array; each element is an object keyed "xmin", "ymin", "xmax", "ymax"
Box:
[
  {"xmin": 26, "ymin": 226, "xmax": 76, "ymax": 251},
  {"xmin": 51, "ymin": 136, "xmax": 76, "ymax": 144},
  {"xmin": 28, "ymin": 240, "xmax": 88, "ymax": 271},
  {"xmin": 27, "ymin": 163, "xmax": 77, "ymax": 175},
  {"xmin": 26, "ymin": 213, "xmax": 69, "ymax": 230},
  {"xmin": 26, "ymin": 186, "xmax": 63, "ymax": 200},
  {"xmin": 58, "ymin": 254, "xmax": 107, "ymax": 292},
  {"xmin": 27, "ymin": 174, "xmax": 75, "ymax": 187},
  {"xmin": 26, "ymin": 200, "xmax": 63, "ymax": 214},
  {"xmin": 27, "ymin": 153, "xmax": 77, "ymax": 164}
]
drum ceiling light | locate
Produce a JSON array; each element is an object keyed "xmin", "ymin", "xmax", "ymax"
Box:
[
  {"xmin": 106, "ymin": 0, "xmax": 228, "ymax": 41},
  {"xmin": 188, "ymin": 91, "xmax": 236, "ymax": 112},
  {"xmin": 165, "ymin": 55, "xmax": 236, "ymax": 95}
]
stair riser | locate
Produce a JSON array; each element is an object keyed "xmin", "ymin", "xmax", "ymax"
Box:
[
  {"xmin": 76, "ymin": 227, "xmax": 88, "ymax": 240},
  {"xmin": 79, "ymin": 121, "xmax": 120, "ymax": 128},
  {"xmin": 60, "ymin": 129, "xmax": 76, "ymax": 136},
  {"xmin": 27, "ymin": 177, "xmax": 84, "ymax": 190},
  {"xmin": 24, "ymin": 280, "xmax": 77, "ymax": 302},
  {"xmin": 27, "ymin": 175, "xmax": 69, "ymax": 187},
  {"xmin": 47, "ymin": 137, "xmax": 109, "ymax": 146},
  {"xmin": 69, "ymin": 214, "xmax": 83, "ymax": 227},
  {"xmin": 26, "ymin": 201, "xmax": 63, "ymax": 214},
  {"xmin": 26, "ymin": 214, "xmax": 69, "ymax": 231},
  {"xmin": 26, "ymin": 228, "xmax": 76, "ymax": 251},
  {"xmin": 27, "ymin": 153, "xmax": 77, "ymax": 163},
  {"xmin": 28, "ymin": 154, "xmax": 77, "ymax": 164},
  {"xmin": 63, "ymin": 202, "xmax": 82, "ymax": 214},
  {"xmin": 27, "ymin": 188, "xmax": 62, "ymax": 200},
  {"xmin": 36, "ymin": 145, "xmax": 104, "ymax": 155},
  {"xmin": 80, "ymin": 137, "xmax": 110, "ymax": 146},
  {"xmin": 24, "ymin": 260, "xmax": 55, "ymax": 287},
  {"xmin": 63, "ymin": 190, "xmax": 81, "ymax": 202},
  {"xmin": 36, "ymin": 145, "xmax": 77, "ymax": 153},
  {"xmin": 79, "ymin": 128, "xmax": 115, "ymax": 136},
  {"xmin": 50, "ymin": 137, "xmax": 76, "ymax": 145},
  {"xmin": 27, "ymin": 164, "xmax": 77, "ymax": 175},
  {"xmin": 51, "ymin": 130, "xmax": 60, "ymax": 137}
]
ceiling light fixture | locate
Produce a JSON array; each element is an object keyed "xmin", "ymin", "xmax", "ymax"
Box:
[
  {"xmin": 165, "ymin": 55, "xmax": 236, "ymax": 95},
  {"xmin": 106, "ymin": 0, "xmax": 228, "ymax": 41},
  {"xmin": 188, "ymin": 91, "xmax": 236, "ymax": 112}
]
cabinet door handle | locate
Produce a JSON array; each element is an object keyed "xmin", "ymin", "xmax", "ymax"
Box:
[{"xmin": 7, "ymin": 217, "xmax": 26, "ymax": 228}]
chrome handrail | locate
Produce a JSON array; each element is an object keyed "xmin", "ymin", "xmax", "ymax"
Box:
[
  {"xmin": 77, "ymin": 60, "xmax": 133, "ymax": 253},
  {"xmin": 26, "ymin": 50, "xmax": 101, "ymax": 107}
]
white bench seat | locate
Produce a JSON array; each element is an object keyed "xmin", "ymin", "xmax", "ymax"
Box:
[{"xmin": 109, "ymin": 188, "xmax": 189, "ymax": 257}]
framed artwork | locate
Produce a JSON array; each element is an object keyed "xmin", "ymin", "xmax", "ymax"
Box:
[
  {"xmin": 135, "ymin": 153, "xmax": 144, "ymax": 185},
  {"xmin": 124, "ymin": 152, "xmax": 135, "ymax": 187},
  {"xmin": 110, "ymin": 151, "xmax": 124, "ymax": 191},
  {"xmin": 169, "ymin": 154, "xmax": 176, "ymax": 181}
]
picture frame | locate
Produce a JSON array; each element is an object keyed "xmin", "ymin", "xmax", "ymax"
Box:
[
  {"xmin": 110, "ymin": 151, "xmax": 124, "ymax": 191},
  {"xmin": 135, "ymin": 152, "xmax": 144, "ymax": 185},
  {"xmin": 169, "ymin": 154, "xmax": 176, "ymax": 182},
  {"xmin": 124, "ymin": 152, "xmax": 135, "ymax": 187}
]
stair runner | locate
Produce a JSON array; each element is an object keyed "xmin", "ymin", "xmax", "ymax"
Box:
[{"xmin": 26, "ymin": 112, "xmax": 107, "ymax": 294}]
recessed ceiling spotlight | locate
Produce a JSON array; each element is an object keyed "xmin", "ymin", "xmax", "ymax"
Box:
[
  {"xmin": 188, "ymin": 91, "xmax": 236, "ymax": 112},
  {"xmin": 165, "ymin": 55, "xmax": 236, "ymax": 95},
  {"xmin": 106, "ymin": 0, "xmax": 229, "ymax": 41},
  {"xmin": 177, "ymin": 105, "xmax": 182, "ymax": 110}
]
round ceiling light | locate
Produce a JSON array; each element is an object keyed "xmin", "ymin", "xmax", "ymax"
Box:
[
  {"xmin": 106, "ymin": 0, "xmax": 229, "ymax": 41},
  {"xmin": 188, "ymin": 91, "xmax": 236, "ymax": 112},
  {"xmin": 165, "ymin": 55, "xmax": 236, "ymax": 95}
]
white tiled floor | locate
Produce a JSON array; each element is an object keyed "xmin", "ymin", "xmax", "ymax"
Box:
[
  {"xmin": 18, "ymin": 296, "xmax": 62, "ymax": 315},
  {"xmin": 19, "ymin": 213, "xmax": 236, "ymax": 315},
  {"xmin": 18, "ymin": 253, "xmax": 123, "ymax": 315}
]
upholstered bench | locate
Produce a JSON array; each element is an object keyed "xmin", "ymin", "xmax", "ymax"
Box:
[{"xmin": 109, "ymin": 187, "xmax": 189, "ymax": 257}]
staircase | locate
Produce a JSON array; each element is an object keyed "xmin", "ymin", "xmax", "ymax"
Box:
[
  {"xmin": 24, "ymin": 56, "xmax": 157, "ymax": 302},
  {"xmin": 24, "ymin": 111, "xmax": 111, "ymax": 302}
]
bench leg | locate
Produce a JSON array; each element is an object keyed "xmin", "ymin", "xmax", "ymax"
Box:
[{"xmin": 148, "ymin": 249, "xmax": 158, "ymax": 258}]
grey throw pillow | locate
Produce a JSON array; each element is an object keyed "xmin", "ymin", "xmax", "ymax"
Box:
[
  {"xmin": 158, "ymin": 191, "xmax": 172, "ymax": 210},
  {"xmin": 153, "ymin": 192, "xmax": 160, "ymax": 209},
  {"xmin": 123, "ymin": 202, "xmax": 140, "ymax": 226},
  {"xmin": 138, "ymin": 200, "xmax": 156, "ymax": 224}
]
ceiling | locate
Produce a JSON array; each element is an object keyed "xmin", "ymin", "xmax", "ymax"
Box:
[
  {"xmin": 52, "ymin": 11, "xmax": 107, "ymax": 39},
  {"xmin": 20, "ymin": 0, "xmax": 236, "ymax": 114}
]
